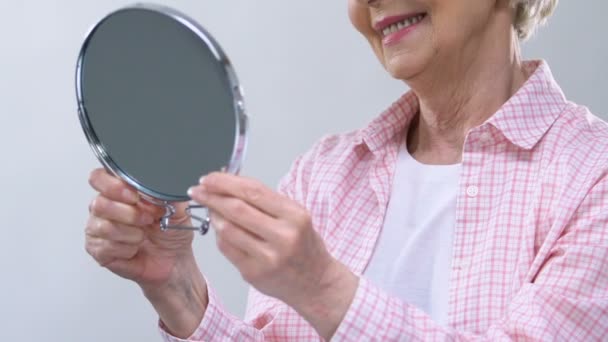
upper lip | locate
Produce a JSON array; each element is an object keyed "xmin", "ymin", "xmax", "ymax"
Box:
[{"xmin": 373, "ymin": 12, "xmax": 426, "ymax": 34}]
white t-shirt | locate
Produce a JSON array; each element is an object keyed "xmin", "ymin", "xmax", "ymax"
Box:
[{"xmin": 363, "ymin": 146, "xmax": 461, "ymax": 325}]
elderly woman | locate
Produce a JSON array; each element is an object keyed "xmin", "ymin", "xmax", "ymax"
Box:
[{"xmin": 85, "ymin": 0, "xmax": 608, "ymax": 340}]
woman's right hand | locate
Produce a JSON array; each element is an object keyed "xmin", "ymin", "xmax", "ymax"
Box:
[
  {"xmin": 86, "ymin": 168, "xmax": 209, "ymax": 337},
  {"xmin": 85, "ymin": 168, "xmax": 196, "ymax": 289}
]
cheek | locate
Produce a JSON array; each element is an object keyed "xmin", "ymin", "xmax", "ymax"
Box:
[
  {"xmin": 347, "ymin": 1, "xmax": 372, "ymax": 37},
  {"xmin": 431, "ymin": 0, "xmax": 494, "ymax": 47},
  {"xmin": 347, "ymin": 1, "xmax": 386, "ymax": 64}
]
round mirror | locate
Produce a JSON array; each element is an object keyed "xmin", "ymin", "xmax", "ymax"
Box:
[{"xmin": 76, "ymin": 4, "xmax": 248, "ymax": 234}]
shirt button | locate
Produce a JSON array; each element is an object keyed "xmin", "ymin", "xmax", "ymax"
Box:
[{"xmin": 466, "ymin": 186, "xmax": 479, "ymax": 197}]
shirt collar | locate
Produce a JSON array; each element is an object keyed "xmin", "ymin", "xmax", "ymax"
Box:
[
  {"xmin": 358, "ymin": 60, "xmax": 568, "ymax": 153},
  {"xmin": 359, "ymin": 91, "xmax": 419, "ymax": 153},
  {"xmin": 486, "ymin": 60, "xmax": 568, "ymax": 150}
]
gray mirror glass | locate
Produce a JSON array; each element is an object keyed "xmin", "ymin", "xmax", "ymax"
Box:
[{"xmin": 77, "ymin": 5, "xmax": 247, "ymax": 234}]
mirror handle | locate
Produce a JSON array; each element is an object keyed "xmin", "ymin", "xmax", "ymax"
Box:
[{"xmin": 160, "ymin": 203, "xmax": 210, "ymax": 235}]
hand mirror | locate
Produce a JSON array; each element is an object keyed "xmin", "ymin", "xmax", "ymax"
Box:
[{"xmin": 76, "ymin": 4, "xmax": 248, "ymax": 235}]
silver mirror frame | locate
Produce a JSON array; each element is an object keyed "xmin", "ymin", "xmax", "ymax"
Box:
[{"xmin": 76, "ymin": 3, "xmax": 249, "ymax": 234}]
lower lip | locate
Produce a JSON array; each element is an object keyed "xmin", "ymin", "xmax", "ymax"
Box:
[{"xmin": 382, "ymin": 16, "xmax": 426, "ymax": 46}]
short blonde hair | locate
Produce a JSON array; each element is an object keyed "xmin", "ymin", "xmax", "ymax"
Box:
[{"xmin": 512, "ymin": 0, "xmax": 558, "ymax": 40}]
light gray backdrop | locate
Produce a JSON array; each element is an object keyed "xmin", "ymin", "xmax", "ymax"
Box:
[{"xmin": 0, "ymin": 1, "xmax": 605, "ymax": 341}]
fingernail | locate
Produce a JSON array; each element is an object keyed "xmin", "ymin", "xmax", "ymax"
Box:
[
  {"xmin": 140, "ymin": 213, "xmax": 155, "ymax": 226},
  {"xmin": 123, "ymin": 189, "xmax": 138, "ymax": 203},
  {"xmin": 199, "ymin": 176, "xmax": 206, "ymax": 184},
  {"xmin": 188, "ymin": 186, "xmax": 208, "ymax": 201}
]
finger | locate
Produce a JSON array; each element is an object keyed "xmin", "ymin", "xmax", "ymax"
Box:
[
  {"xmin": 213, "ymin": 216, "xmax": 279, "ymax": 285},
  {"xmin": 86, "ymin": 217, "xmax": 146, "ymax": 245},
  {"xmin": 85, "ymin": 237, "xmax": 114, "ymax": 266},
  {"xmin": 89, "ymin": 168, "xmax": 140, "ymax": 205},
  {"xmin": 90, "ymin": 195, "xmax": 156, "ymax": 227},
  {"xmin": 211, "ymin": 211, "xmax": 267, "ymax": 258},
  {"xmin": 86, "ymin": 237, "xmax": 139, "ymax": 266},
  {"xmin": 195, "ymin": 173, "xmax": 295, "ymax": 218},
  {"xmin": 137, "ymin": 200, "xmax": 166, "ymax": 219},
  {"xmin": 214, "ymin": 223, "xmax": 249, "ymax": 267},
  {"xmin": 194, "ymin": 193, "xmax": 278, "ymax": 241}
]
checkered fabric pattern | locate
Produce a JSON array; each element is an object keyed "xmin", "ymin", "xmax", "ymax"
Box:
[{"xmin": 161, "ymin": 61, "xmax": 608, "ymax": 341}]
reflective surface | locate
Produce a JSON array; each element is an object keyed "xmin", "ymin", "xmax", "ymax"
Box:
[{"xmin": 78, "ymin": 6, "xmax": 244, "ymax": 202}]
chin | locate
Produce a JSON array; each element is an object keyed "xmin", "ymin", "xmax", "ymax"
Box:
[{"xmin": 384, "ymin": 54, "xmax": 427, "ymax": 82}]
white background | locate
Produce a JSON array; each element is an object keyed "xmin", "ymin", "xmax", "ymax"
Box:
[{"xmin": 0, "ymin": 1, "xmax": 606, "ymax": 341}]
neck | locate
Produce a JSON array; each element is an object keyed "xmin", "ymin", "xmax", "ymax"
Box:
[{"xmin": 406, "ymin": 12, "xmax": 527, "ymax": 165}]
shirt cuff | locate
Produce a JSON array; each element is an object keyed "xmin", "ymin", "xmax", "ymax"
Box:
[
  {"xmin": 332, "ymin": 277, "xmax": 394, "ymax": 341},
  {"xmin": 158, "ymin": 282, "xmax": 242, "ymax": 342}
]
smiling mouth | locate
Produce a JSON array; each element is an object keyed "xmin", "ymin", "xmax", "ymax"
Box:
[{"xmin": 380, "ymin": 13, "xmax": 427, "ymax": 37}]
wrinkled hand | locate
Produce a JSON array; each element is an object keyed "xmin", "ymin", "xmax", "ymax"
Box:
[
  {"xmin": 85, "ymin": 168, "xmax": 195, "ymax": 288},
  {"xmin": 188, "ymin": 172, "xmax": 358, "ymax": 339}
]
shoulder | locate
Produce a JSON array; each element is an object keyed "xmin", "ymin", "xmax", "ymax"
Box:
[
  {"xmin": 285, "ymin": 127, "xmax": 367, "ymax": 180},
  {"xmin": 544, "ymin": 103, "xmax": 608, "ymax": 244},
  {"xmin": 276, "ymin": 128, "xmax": 367, "ymax": 201},
  {"xmin": 277, "ymin": 91, "xmax": 415, "ymax": 201},
  {"xmin": 549, "ymin": 102, "xmax": 608, "ymax": 167},
  {"xmin": 559, "ymin": 102, "xmax": 608, "ymax": 145},
  {"xmin": 540, "ymin": 102, "xmax": 608, "ymax": 203},
  {"xmin": 293, "ymin": 91, "xmax": 417, "ymax": 168},
  {"xmin": 307, "ymin": 130, "xmax": 365, "ymax": 163}
]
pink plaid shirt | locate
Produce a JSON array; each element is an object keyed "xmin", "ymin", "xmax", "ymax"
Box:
[{"xmin": 161, "ymin": 61, "xmax": 608, "ymax": 341}]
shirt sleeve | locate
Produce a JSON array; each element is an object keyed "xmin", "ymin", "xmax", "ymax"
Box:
[
  {"xmin": 158, "ymin": 143, "xmax": 322, "ymax": 341},
  {"xmin": 334, "ymin": 176, "xmax": 608, "ymax": 341},
  {"xmin": 158, "ymin": 281, "xmax": 264, "ymax": 341}
]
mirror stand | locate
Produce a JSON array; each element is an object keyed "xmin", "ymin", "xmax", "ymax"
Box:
[{"xmin": 160, "ymin": 202, "xmax": 211, "ymax": 235}]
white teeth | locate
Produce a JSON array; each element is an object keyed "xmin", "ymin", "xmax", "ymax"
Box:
[{"xmin": 381, "ymin": 14, "xmax": 425, "ymax": 37}]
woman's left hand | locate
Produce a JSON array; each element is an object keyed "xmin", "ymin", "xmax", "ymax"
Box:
[{"xmin": 188, "ymin": 172, "xmax": 358, "ymax": 338}]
